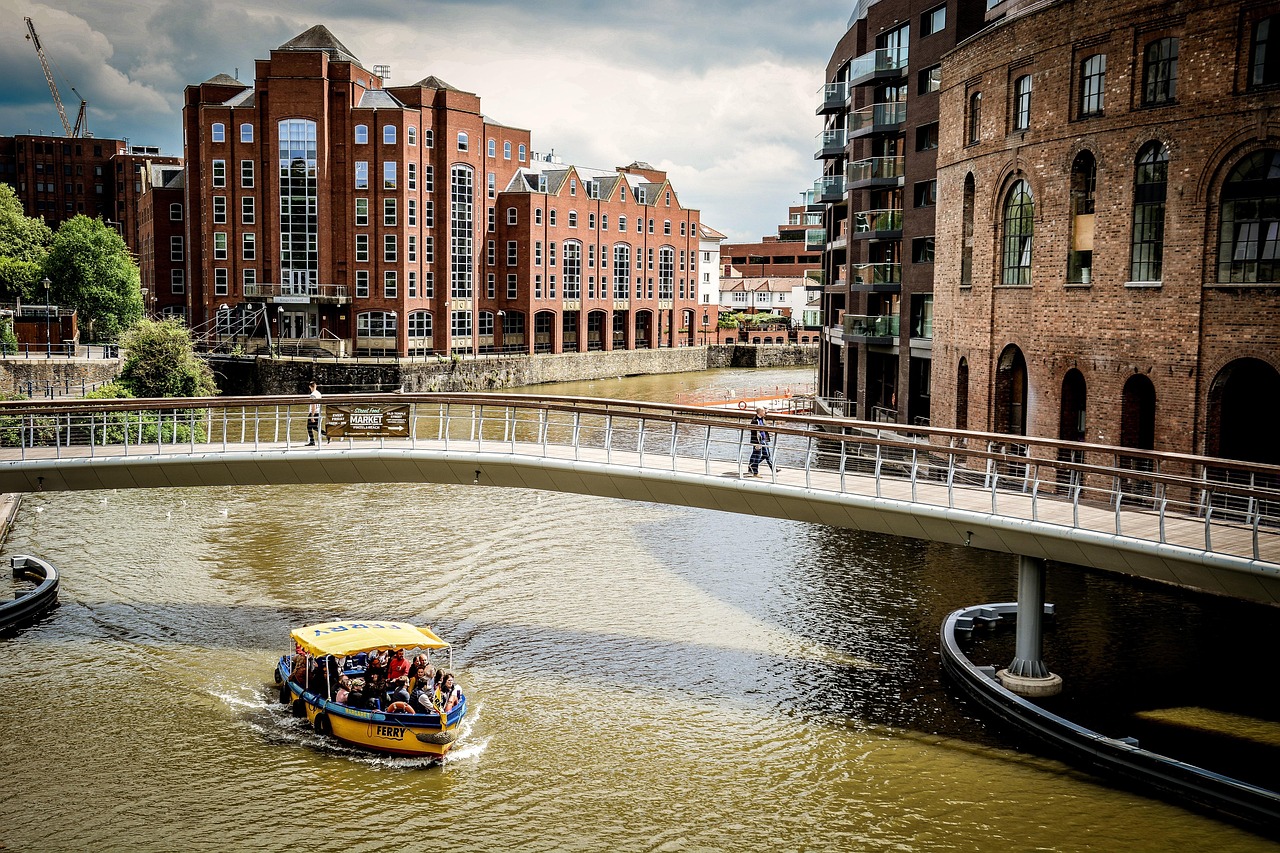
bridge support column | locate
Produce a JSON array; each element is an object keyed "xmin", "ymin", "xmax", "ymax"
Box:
[{"xmin": 997, "ymin": 555, "xmax": 1063, "ymax": 698}]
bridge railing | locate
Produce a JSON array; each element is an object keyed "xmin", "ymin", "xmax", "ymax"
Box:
[{"xmin": 2, "ymin": 393, "xmax": 1278, "ymax": 563}]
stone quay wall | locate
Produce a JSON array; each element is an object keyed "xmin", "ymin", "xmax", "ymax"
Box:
[{"xmin": 2, "ymin": 357, "xmax": 120, "ymax": 398}]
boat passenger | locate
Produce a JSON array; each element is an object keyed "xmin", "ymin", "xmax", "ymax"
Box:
[
  {"xmin": 334, "ymin": 675, "xmax": 352, "ymax": 705},
  {"xmin": 289, "ymin": 654, "xmax": 307, "ymax": 685},
  {"xmin": 412, "ymin": 684, "xmax": 438, "ymax": 714},
  {"xmin": 438, "ymin": 673, "xmax": 461, "ymax": 714},
  {"xmin": 387, "ymin": 676, "xmax": 412, "ymax": 708},
  {"xmin": 387, "ymin": 648, "xmax": 410, "ymax": 681},
  {"xmin": 346, "ymin": 678, "xmax": 370, "ymax": 709},
  {"xmin": 365, "ymin": 651, "xmax": 388, "ymax": 682},
  {"xmin": 364, "ymin": 671, "xmax": 388, "ymax": 710},
  {"xmin": 409, "ymin": 659, "xmax": 434, "ymax": 693}
]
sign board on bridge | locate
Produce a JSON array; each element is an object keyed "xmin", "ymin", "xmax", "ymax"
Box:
[{"xmin": 323, "ymin": 404, "xmax": 410, "ymax": 439}]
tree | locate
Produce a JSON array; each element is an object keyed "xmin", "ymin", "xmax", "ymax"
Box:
[
  {"xmin": 117, "ymin": 318, "xmax": 218, "ymax": 399},
  {"xmin": 42, "ymin": 215, "xmax": 142, "ymax": 342},
  {"xmin": 0, "ymin": 184, "xmax": 53, "ymax": 302}
]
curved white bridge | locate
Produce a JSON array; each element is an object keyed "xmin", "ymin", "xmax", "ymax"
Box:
[{"xmin": 1, "ymin": 393, "xmax": 1278, "ymax": 604}]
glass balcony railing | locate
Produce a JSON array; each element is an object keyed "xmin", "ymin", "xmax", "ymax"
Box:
[
  {"xmin": 849, "ymin": 47, "xmax": 909, "ymax": 84},
  {"xmin": 852, "ymin": 208, "xmax": 903, "ymax": 233},
  {"xmin": 849, "ymin": 102, "xmax": 907, "ymax": 134},
  {"xmin": 847, "ymin": 156, "xmax": 905, "ymax": 184},
  {"xmin": 817, "ymin": 81, "xmax": 848, "ymax": 113},
  {"xmin": 850, "ymin": 263, "xmax": 902, "ymax": 286},
  {"xmin": 816, "ymin": 128, "xmax": 847, "ymax": 158},
  {"xmin": 813, "ymin": 175, "xmax": 846, "ymax": 203},
  {"xmin": 805, "ymin": 228, "xmax": 827, "ymax": 251},
  {"xmin": 800, "ymin": 189, "xmax": 819, "ymax": 207},
  {"xmin": 843, "ymin": 313, "xmax": 900, "ymax": 338}
]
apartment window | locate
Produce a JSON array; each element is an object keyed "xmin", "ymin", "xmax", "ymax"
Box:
[
  {"xmin": 550, "ymin": 242, "xmax": 557, "ymax": 266},
  {"xmin": 425, "ymin": 200, "xmax": 434, "ymax": 228},
  {"xmin": 408, "ymin": 235, "xmax": 417, "ymax": 262},
  {"xmin": 384, "ymin": 198, "xmax": 397, "ymax": 226},
  {"xmin": 518, "ymin": 143, "xmax": 527, "ymax": 161},
  {"xmin": 535, "ymin": 209, "xmax": 543, "ymax": 226},
  {"xmin": 408, "ymin": 270, "xmax": 418, "ymax": 298},
  {"xmin": 1130, "ymin": 142, "xmax": 1168, "ymax": 282},
  {"xmin": 384, "ymin": 271, "xmax": 398, "ymax": 299},
  {"xmin": 211, "ymin": 123, "xmax": 225, "ymax": 142},
  {"xmin": 919, "ymin": 65, "xmax": 942, "ymax": 95},
  {"xmin": 1068, "ymin": 151, "xmax": 1096, "ymax": 284},
  {"xmin": 408, "ymin": 311, "xmax": 430, "ymax": 339},
  {"xmin": 243, "ymin": 269, "xmax": 256, "ymax": 290},
  {"xmin": 170, "ymin": 236, "xmax": 183, "ymax": 261},
  {"xmin": 550, "ymin": 210, "xmax": 558, "ymax": 227},
  {"xmin": 535, "ymin": 274, "xmax": 543, "ymax": 299},
  {"xmin": 214, "ymin": 232, "xmax": 227, "ymax": 260},
  {"xmin": 357, "ymin": 311, "xmax": 397, "ymax": 337},
  {"xmin": 535, "ymin": 241, "xmax": 543, "ymax": 266},
  {"xmin": 913, "ymin": 180, "xmax": 937, "ymax": 207},
  {"xmin": 503, "ymin": 141, "xmax": 512, "ymax": 160},
  {"xmin": 487, "ymin": 138, "xmax": 496, "ymax": 158},
  {"xmin": 662, "ymin": 219, "xmax": 671, "ymax": 235},
  {"xmin": 213, "ymin": 196, "xmax": 226, "ymax": 224},
  {"xmin": 238, "ymin": 159, "xmax": 253, "ymax": 187},
  {"xmin": 356, "ymin": 234, "xmax": 369, "ymax": 262},
  {"xmin": 1079, "ymin": 54, "xmax": 1106, "ymax": 117},
  {"xmin": 507, "ymin": 207, "xmax": 518, "ymax": 225},
  {"xmin": 170, "ymin": 269, "xmax": 185, "ymax": 294},
  {"xmin": 212, "ymin": 160, "xmax": 226, "ymax": 187},
  {"xmin": 680, "ymin": 222, "xmax": 686, "ymax": 237},
  {"xmin": 451, "ymin": 311, "xmax": 472, "ymax": 338},
  {"xmin": 487, "ymin": 172, "xmax": 496, "ymax": 198},
  {"xmin": 407, "ymin": 126, "xmax": 417, "ymax": 146},
  {"xmin": 384, "ymin": 125, "xmax": 397, "ymax": 145},
  {"xmin": 408, "ymin": 162, "xmax": 417, "ymax": 190},
  {"xmin": 614, "ymin": 244, "xmax": 631, "ymax": 298},
  {"xmin": 967, "ymin": 91, "xmax": 982, "ymax": 144},
  {"xmin": 601, "ymin": 214, "xmax": 608, "ymax": 230},
  {"xmin": 916, "ymin": 123, "xmax": 939, "ymax": 151},
  {"xmin": 214, "ymin": 268, "xmax": 228, "ymax": 296},
  {"xmin": 569, "ymin": 211, "xmax": 579, "ymax": 228},
  {"xmin": 242, "ymin": 196, "xmax": 255, "ymax": 224},
  {"xmin": 487, "ymin": 205, "xmax": 495, "ymax": 232},
  {"xmin": 356, "ymin": 270, "xmax": 369, "ymax": 298},
  {"xmin": 589, "ymin": 213, "xmax": 596, "ymax": 229},
  {"xmin": 647, "ymin": 218, "xmax": 654, "ymax": 234},
  {"xmin": 355, "ymin": 198, "xmax": 368, "ymax": 226},
  {"xmin": 619, "ymin": 215, "xmax": 628, "ymax": 232},
  {"xmin": 424, "ymin": 165, "xmax": 434, "ymax": 192},
  {"xmin": 355, "ymin": 125, "xmax": 368, "ymax": 144},
  {"xmin": 1002, "ymin": 180, "xmax": 1034, "ymax": 285},
  {"xmin": 457, "ymin": 132, "xmax": 469, "ymax": 152},
  {"xmin": 912, "ymin": 236, "xmax": 935, "ymax": 263},
  {"xmin": 1252, "ymin": 16, "xmax": 1280, "ymax": 88},
  {"xmin": 242, "ymin": 232, "xmax": 256, "ymax": 260},
  {"xmin": 1143, "ymin": 38, "xmax": 1179, "ymax": 105},
  {"xmin": 425, "ymin": 235, "xmax": 434, "ymax": 263},
  {"xmin": 487, "ymin": 240, "xmax": 496, "ymax": 265},
  {"xmin": 424, "ymin": 129, "xmax": 433, "ymax": 148},
  {"xmin": 1218, "ymin": 149, "xmax": 1280, "ymax": 282},
  {"xmin": 355, "ymin": 161, "xmax": 369, "ymax": 189},
  {"xmin": 1012, "ymin": 75, "xmax": 1032, "ymax": 131},
  {"xmin": 922, "ymin": 4, "xmax": 946, "ymax": 36},
  {"xmin": 486, "ymin": 273, "xmax": 496, "ymax": 299},
  {"xmin": 384, "ymin": 162, "xmax": 397, "ymax": 189},
  {"xmin": 240, "ymin": 123, "xmax": 253, "ymax": 143},
  {"xmin": 507, "ymin": 241, "xmax": 518, "ymax": 265}
]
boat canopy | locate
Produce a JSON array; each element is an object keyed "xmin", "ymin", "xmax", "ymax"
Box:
[{"xmin": 290, "ymin": 620, "xmax": 450, "ymax": 657}]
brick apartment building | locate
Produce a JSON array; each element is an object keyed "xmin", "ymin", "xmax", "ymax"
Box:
[
  {"xmin": 814, "ymin": 0, "xmax": 986, "ymax": 425},
  {"xmin": 720, "ymin": 205, "xmax": 823, "ymax": 279},
  {"xmin": 932, "ymin": 0, "xmax": 1280, "ymax": 464},
  {"xmin": 183, "ymin": 26, "xmax": 702, "ymax": 356}
]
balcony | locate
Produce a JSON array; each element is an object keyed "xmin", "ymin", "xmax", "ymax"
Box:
[
  {"xmin": 812, "ymin": 175, "xmax": 846, "ymax": 204},
  {"xmin": 816, "ymin": 81, "xmax": 848, "ymax": 115},
  {"xmin": 843, "ymin": 312, "xmax": 900, "ymax": 342},
  {"xmin": 849, "ymin": 263, "xmax": 902, "ymax": 292},
  {"xmin": 815, "ymin": 128, "xmax": 848, "ymax": 160},
  {"xmin": 851, "ymin": 208, "xmax": 903, "ymax": 238},
  {"xmin": 243, "ymin": 282, "xmax": 351, "ymax": 305},
  {"xmin": 847, "ymin": 156, "xmax": 905, "ymax": 188},
  {"xmin": 848, "ymin": 102, "xmax": 907, "ymax": 138},
  {"xmin": 848, "ymin": 47, "xmax": 909, "ymax": 87},
  {"xmin": 805, "ymin": 227, "xmax": 827, "ymax": 251}
]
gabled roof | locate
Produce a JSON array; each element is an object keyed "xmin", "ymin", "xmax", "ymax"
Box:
[
  {"xmin": 699, "ymin": 224, "xmax": 727, "ymax": 241},
  {"xmin": 357, "ymin": 89, "xmax": 402, "ymax": 108},
  {"xmin": 277, "ymin": 25, "xmax": 361, "ymax": 65}
]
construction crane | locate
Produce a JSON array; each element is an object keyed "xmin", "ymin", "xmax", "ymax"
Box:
[{"xmin": 24, "ymin": 16, "xmax": 87, "ymax": 138}]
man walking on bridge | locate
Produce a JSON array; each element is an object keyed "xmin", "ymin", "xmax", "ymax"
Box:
[
  {"xmin": 306, "ymin": 380, "xmax": 322, "ymax": 446},
  {"xmin": 746, "ymin": 406, "xmax": 776, "ymax": 477}
]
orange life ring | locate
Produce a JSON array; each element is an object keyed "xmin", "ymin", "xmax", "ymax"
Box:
[
  {"xmin": 385, "ymin": 701, "xmax": 415, "ymax": 715},
  {"xmin": 738, "ymin": 401, "xmax": 747, "ymax": 409}
]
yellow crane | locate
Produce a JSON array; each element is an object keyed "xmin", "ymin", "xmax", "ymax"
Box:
[{"xmin": 23, "ymin": 16, "xmax": 87, "ymax": 138}]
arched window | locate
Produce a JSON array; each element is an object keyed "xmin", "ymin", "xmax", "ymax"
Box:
[
  {"xmin": 1217, "ymin": 149, "xmax": 1280, "ymax": 283},
  {"xmin": 457, "ymin": 131, "xmax": 469, "ymax": 152},
  {"xmin": 1069, "ymin": 152, "xmax": 1096, "ymax": 283},
  {"xmin": 408, "ymin": 310, "xmax": 432, "ymax": 340},
  {"xmin": 407, "ymin": 126, "xmax": 417, "ymax": 146},
  {"xmin": 619, "ymin": 215, "xmax": 628, "ymax": 232},
  {"xmin": 1130, "ymin": 142, "xmax": 1168, "ymax": 282},
  {"xmin": 487, "ymin": 138, "xmax": 496, "ymax": 157},
  {"xmin": 563, "ymin": 241, "xmax": 582, "ymax": 299},
  {"xmin": 1001, "ymin": 179, "xmax": 1034, "ymax": 285},
  {"xmin": 955, "ymin": 358, "xmax": 969, "ymax": 431},
  {"xmin": 518, "ymin": 143, "xmax": 527, "ymax": 161},
  {"xmin": 357, "ymin": 311, "xmax": 397, "ymax": 337},
  {"xmin": 961, "ymin": 174, "xmax": 975, "ymax": 286},
  {"xmin": 1012, "ymin": 76, "xmax": 1031, "ymax": 131},
  {"xmin": 1143, "ymin": 38, "xmax": 1179, "ymax": 105},
  {"xmin": 968, "ymin": 91, "xmax": 982, "ymax": 144},
  {"xmin": 354, "ymin": 124, "xmax": 368, "ymax": 144},
  {"xmin": 568, "ymin": 211, "xmax": 578, "ymax": 227},
  {"xmin": 423, "ymin": 128, "xmax": 433, "ymax": 148},
  {"xmin": 383, "ymin": 125, "xmax": 397, "ymax": 145},
  {"xmin": 507, "ymin": 207, "xmax": 517, "ymax": 225},
  {"xmin": 504, "ymin": 141, "xmax": 512, "ymax": 159},
  {"xmin": 240, "ymin": 123, "xmax": 254, "ymax": 143}
]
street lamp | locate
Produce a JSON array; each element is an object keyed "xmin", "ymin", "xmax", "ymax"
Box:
[
  {"xmin": 496, "ymin": 310, "xmax": 505, "ymax": 354},
  {"xmin": 140, "ymin": 287, "xmax": 149, "ymax": 320},
  {"xmin": 701, "ymin": 313, "xmax": 709, "ymax": 346},
  {"xmin": 42, "ymin": 277, "xmax": 51, "ymax": 358}
]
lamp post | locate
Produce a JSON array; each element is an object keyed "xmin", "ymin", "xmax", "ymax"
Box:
[
  {"xmin": 140, "ymin": 288, "xmax": 149, "ymax": 320},
  {"xmin": 496, "ymin": 310, "xmax": 505, "ymax": 354},
  {"xmin": 42, "ymin": 277, "xmax": 51, "ymax": 358},
  {"xmin": 701, "ymin": 313, "xmax": 709, "ymax": 346}
]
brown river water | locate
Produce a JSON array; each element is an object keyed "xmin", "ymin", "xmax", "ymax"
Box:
[{"xmin": 1, "ymin": 366, "xmax": 1277, "ymax": 851}]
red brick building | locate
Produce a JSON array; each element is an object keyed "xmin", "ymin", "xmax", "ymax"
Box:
[
  {"xmin": 720, "ymin": 206, "xmax": 823, "ymax": 278},
  {"xmin": 182, "ymin": 26, "xmax": 701, "ymax": 356},
  {"xmin": 933, "ymin": 0, "xmax": 1280, "ymax": 464},
  {"xmin": 137, "ymin": 162, "xmax": 187, "ymax": 319}
]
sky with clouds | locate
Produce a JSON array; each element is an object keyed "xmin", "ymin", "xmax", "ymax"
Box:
[{"xmin": 1, "ymin": 0, "xmax": 850, "ymax": 241}]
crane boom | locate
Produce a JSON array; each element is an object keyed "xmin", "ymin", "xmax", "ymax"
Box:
[{"xmin": 24, "ymin": 16, "xmax": 75, "ymax": 137}]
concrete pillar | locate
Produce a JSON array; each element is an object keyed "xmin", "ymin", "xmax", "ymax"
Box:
[{"xmin": 997, "ymin": 555, "xmax": 1063, "ymax": 697}]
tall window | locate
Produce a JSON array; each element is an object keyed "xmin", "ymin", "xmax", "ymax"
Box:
[
  {"xmin": 968, "ymin": 92, "xmax": 982, "ymax": 144},
  {"xmin": 355, "ymin": 125, "xmax": 368, "ymax": 144},
  {"xmin": 212, "ymin": 160, "xmax": 226, "ymax": 187},
  {"xmin": 451, "ymin": 165, "xmax": 474, "ymax": 299},
  {"xmin": 1130, "ymin": 142, "xmax": 1168, "ymax": 282},
  {"xmin": 921, "ymin": 4, "xmax": 945, "ymax": 36},
  {"xmin": 563, "ymin": 241, "xmax": 582, "ymax": 299},
  {"xmin": 409, "ymin": 311, "xmax": 432, "ymax": 342},
  {"xmin": 1080, "ymin": 54, "xmax": 1106, "ymax": 117},
  {"xmin": 1068, "ymin": 151, "xmax": 1097, "ymax": 284},
  {"xmin": 211, "ymin": 123, "xmax": 224, "ymax": 142},
  {"xmin": 658, "ymin": 246, "xmax": 674, "ymax": 299},
  {"xmin": 240, "ymin": 123, "xmax": 253, "ymax": 143},
  {"xmin": 279, "ymin": 119, "xmax": 319, "ymax": 291},
  {"xmin": 1012, "ymin": 75, "xmax": 1031, "ymax": 131},
  {"xmin": 1252, "ymin": 15, "xmax": 1280, "ymax": 88},
  {"xmin": 355, "ymin": 198, "xmax": 368, "ymax": 227},
  {"xmin": 614, "ymin": 244, "xmax": 631, "ymax": 299},
  {"xmin": 457, "ymin": 132, "xmax": 469, "ymax": 152},
  {"xmin": 1002, "ymin": 179, "xmax": 1034, "ymax": 285},
  {"xmin": 961, "ymin": 175, "xmax": 974, "ymax": 286},
  {"xmin": 1143, "ymin": 38, "xmax": 1179, "ymax": 105},
  {"xmin": 384, "ymin": 124, "xmax": 397, "ymax": 144},
  {"xmin": 1217, "ymin": 149, "xmax": 1280, "ymax": 283}
]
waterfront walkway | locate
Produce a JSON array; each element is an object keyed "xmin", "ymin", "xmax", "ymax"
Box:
[{"xmin": 1, "ymin": 392, "xmax": 1277, "ymax": 603}]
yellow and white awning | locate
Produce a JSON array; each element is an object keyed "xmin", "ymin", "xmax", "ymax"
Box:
[{"xmin": 290, "ymin": 620, "xmax": 449, "ymax": 657}]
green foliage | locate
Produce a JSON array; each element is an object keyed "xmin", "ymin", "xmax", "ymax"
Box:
[
  {"xmin": 717, "ymin": 315, "xmax": 740, "ymax": 329},
  {"xmin": 0, "ymin": 184, "xmax": 53, "ymax": 302},
  {"xmin": 43, "ymin": 216, "xmax": 142, "ymax": 342},
  {"xmin": 0, "ymin": 317, "xmax": 18, "ymax": 355},
  {"xmin": 117, "ymin": 318, "xmax": 218, "ymax": 399}
]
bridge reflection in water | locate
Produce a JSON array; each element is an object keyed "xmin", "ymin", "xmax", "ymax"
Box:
[{"xmin": 1, "ymin": 392, "xmax": 1277, "ymax": 603}]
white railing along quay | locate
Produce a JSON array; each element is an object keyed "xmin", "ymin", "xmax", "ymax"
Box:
[{"xmin": 1, "ymin": 393, "xmax": 1278, "ymax": 570}]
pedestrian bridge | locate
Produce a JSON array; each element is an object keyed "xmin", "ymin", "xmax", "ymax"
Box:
[{"xmin": 1, "ymin": 392, "xmax": 1278, "ymax": 605}]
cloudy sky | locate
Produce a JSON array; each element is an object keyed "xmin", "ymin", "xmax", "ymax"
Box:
[{"xmin": 1, "ymin": 0, "xmax": 850, "ymax": 241}]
